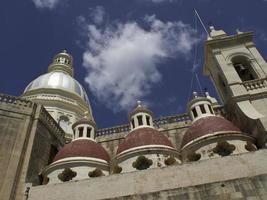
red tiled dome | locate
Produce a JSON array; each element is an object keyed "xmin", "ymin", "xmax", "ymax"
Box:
[
  {"xmin": 117, "ymin": 127, "xmax": 174, "ymax": 155},
  {"xmin": 53, "ymin": 139, "xmax": 110, "ymax": 162},
  {"xmin": 181, "ymin": 116, "xmax": 241, "ymax": 148}
]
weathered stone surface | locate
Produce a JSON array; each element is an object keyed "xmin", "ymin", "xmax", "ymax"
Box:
[
  {"xmin": 0, "ymin": 94, "xmax": 65, "ymax": 200},
  {"xmin": 106, "ymin": 175, "xmax": 267, "ymax": 200},
  {"xmin": 28, "ymin": 149, "xmax": 267, "ymax": 200}
]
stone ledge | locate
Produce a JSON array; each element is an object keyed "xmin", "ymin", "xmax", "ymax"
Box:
[{"xmin": 28, "ymin": 149, "xmax": 267, "ymax": 200}]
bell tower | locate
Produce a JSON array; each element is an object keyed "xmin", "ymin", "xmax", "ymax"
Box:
[{"xmin": 203, "ymin": 26, "xmax": 267, "ymax": 147}]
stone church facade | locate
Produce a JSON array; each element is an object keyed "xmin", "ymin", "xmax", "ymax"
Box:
[{"xmin": 0, "ymin": 27, "xmax": 267, "ymax": 200}]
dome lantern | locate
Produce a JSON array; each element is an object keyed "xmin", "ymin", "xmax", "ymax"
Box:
[
  {"xmin": 115, "ymin": 101, "xmax": 181, "ymax": 173},
  {"xmin": 128, "ymin": 101, "xmax": 153, "ymax": 131},
  {"xmin": 48, "ymin": 49, "xmax": 74, "ymax": 76},
  {"xmin": 72, "ymin": 112, "xmax": 97, "ymax": 140},
  {"xmin": 187, "ymin": 92, "xmax": 215, "ymax": 122}
]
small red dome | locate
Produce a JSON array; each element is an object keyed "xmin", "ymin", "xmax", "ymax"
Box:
[
  {"xmin": 53, "ymin": 139, "xmax": 110, "ymax": 162},
  {"xmin": 182, "ymin": 116, "xmax": 241, "ymax": 148},
  {"xmin": 117, "ymin": 127, "xmax": 174, "ymax": 155}
]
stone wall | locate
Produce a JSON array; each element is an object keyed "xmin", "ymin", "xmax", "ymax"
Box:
[
  {"xmin": 107, "ymin": 174, "xmax": 267, "ymax": 200},
  {"xmin": 0, "ymin": 94, "xmax": 65, "ymax": 200},
  {"xmin": 28, "ymin": 149, "xmax": 267, "ymax": 200}
]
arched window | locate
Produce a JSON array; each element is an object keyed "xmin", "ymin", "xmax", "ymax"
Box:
[
  {"xmin": 232, "ymin": 56, "xmax": 256, "ymax": 82},
  {"xmin": 192, "ymin": 107, "xmax": 198, "ymax": 118},
  {"xmin": 146, "ymin": 115, "xmax": 150, "ymax": 126},
  {"xmin": 87, "ymin": 127, "xmax": 91, "ymax": 138},
  {"xmin": 137, "ymin": 115, "xmax": 143, "ymax": 126},
  {"xmin": 131, "ymin": 119, "xmax": 135, "ymax": 129},
  {"xmin": 78, "ymin": 127, "xmax": 83, "ymax": 137},
  {"xmin": 199, "ymin": 104, "xmax": 206, "ymax": 114}
]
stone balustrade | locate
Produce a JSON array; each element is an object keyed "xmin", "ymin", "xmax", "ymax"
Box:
[
  {"xmin": 96, "ymin": 113, "xmax": 191, "ymax": 136},
  {"xmin": 96, "ymin": 106, "xmax": 225, "ymax": 137},
  {"xmin": 39, "ymin": 106, "xmax": 65, "ymax": 144},
  {"xmin": 0, "ymin": 93, "xmax": 65, "ymax": 144},
  {"xmin": 0, "ymin": 93, "xmax": 34, "ymax": 107},
  {"xmin": 243, "ymin": 78, "xmax": 267, "ymax": 91},
  {"xmin": 97, "ymin": 125, "xmax": 130, "ymax": 136}
]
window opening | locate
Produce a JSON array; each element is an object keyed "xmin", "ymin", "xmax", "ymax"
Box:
[
  {"xmin": 78, "ymin": 127, "xmax": 83, "ymax": 137},
  {"xmin": 137, "ymin": 115, "xmax": 143, "ymax": 126},
  {"xmin": 131, "ymin": 119, "xmax": 135, "ymax": 129},
  {"xmin": 146, "ymin": 115, "xmax": 150, "ymax": 126},
  {"xmin": 192, "ymin": 107, "xmax": 197, "ymax": 118},
  {"xmin": 234, "ymin": 63, "xmax": 255, "ymax": 82},
  {"xmin": 208, "ymin": 105, "xmax": 214, "ymax": 114},
  {"xmin": 199, "ymin": 105, "xmax": 206, "ymax": 114},
  {"xmin": 87, "ymin": 128, "xmax": 91, "ymax": 138}
]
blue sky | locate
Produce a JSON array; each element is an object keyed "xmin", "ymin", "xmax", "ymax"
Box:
[{"xmin": 1, "ymin": 0, "xmax": 267, "ymax": 128}]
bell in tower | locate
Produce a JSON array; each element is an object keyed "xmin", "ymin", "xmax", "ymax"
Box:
[{"xmin": 203, "ymin": 26, "xmax": 267, "ymax": 148}]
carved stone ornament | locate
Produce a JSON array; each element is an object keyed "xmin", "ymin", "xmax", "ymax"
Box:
[
  {"xmin": 213, "ymin": 141, "xmax": 236, "ymax": 157},
  {"xmin": 132, "ymin": 156, "xmax": 153, "ymax": 170},
  {"xmin": 58, "ymin": 168, "xmax": 77, "ymax": 182},
  {"xmin": 88, "ymin": 168, "xmax": 104, "ymax": 178}
]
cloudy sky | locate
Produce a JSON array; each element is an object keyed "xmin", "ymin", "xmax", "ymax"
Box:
[{"xmin": 1, "ymin": 0, "xmax": 267, "ymax": 127}]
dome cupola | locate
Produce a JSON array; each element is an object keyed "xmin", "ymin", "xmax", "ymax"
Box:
[
  {"xmin": 128, "ymin": 101, "xmax": 154, "ymax": 130},
  {"xmin": 72, "ymin": 112, "xmax": 97, "ymax": 140},
  {"xmin": 21, "ymin": 50, "xmax": 92, "ymax": 139},
  {"xmin": 42, "ymin": 116, "xmax": 110, "ymax": 185},
  {"xmin": 188, "ymin": 92, "xmax": 215, "ymax": 122},
  {"xmin": 48, "ymin": 49, "xmax": 73, "ymax": 76},
  {"xmin": 114, "ymin": 101, "xmax": 181, "ymax": 174},
  {"xmin": 181, "ymin": 93, "xmax": 257, "ymax": 162}
]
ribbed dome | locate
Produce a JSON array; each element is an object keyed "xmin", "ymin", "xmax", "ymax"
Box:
[
  {"xmin": 182, "ymin": 116, "xmax": 241, "ymax": 148},
  {"xmin": 53, "ymin": 139, "xmax": 110, "ymax": 162},
  {"xmin": 23, "ymin": 71, "xmax": 89, "ymax": 104},
  {"xmin": 117, "ymin": 127, "xmax": 174, "ymax": 155}
]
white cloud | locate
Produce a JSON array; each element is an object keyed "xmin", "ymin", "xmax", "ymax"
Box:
[
  {"xmin": 81, "ymin": 13, "xmax": 199, "ymax": 112},
  {"xmin": 32, "ymin": 0, "xmax": 61, "ymax": 9},
  {"xmin": 90, "ymin": 6, "xmax": 105, "ymax": 25}
]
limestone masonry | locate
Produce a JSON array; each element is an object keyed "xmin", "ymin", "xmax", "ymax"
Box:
[{"xmin": 1, "ymin": 26, "xmax": 267, "ymax": 200}]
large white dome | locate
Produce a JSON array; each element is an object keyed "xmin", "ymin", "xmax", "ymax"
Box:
[{"xmin": 24, "ymin": 71, "xmax": 90, "ymax": 105}]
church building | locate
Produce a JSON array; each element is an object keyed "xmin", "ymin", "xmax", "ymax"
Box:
[{"xmin": 0, "ymin": 26, "xmax": 267, "ymax": 200}]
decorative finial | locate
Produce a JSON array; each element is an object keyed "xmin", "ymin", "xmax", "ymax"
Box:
[
  {"xmin": 83, "ymin": 111, "xmax": 89, "ymax": 119},
  {"xmin": 236, "ymin": 29, "xmax": 243, "ymax": 34},
  {"xmin": 205, "ymin": 91, "xmax": 210, "ymax": 97},
  {"xmin": 193, "ymin": 91, "xmax": 198, "ymax": 98},
  {"xmin": 137, "ymin": 100, "xmax": 142, "ymax": 107},
  {"xmin": 209, "ymin": 26, "xmax": 215, "ymax": 32},
  {"xmin": 63, "ymin": 49, "xmax": 67, "ymax": 53}
]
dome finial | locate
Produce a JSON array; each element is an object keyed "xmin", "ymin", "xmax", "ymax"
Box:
[
  {"xmin": 137, "ymin": 100, "xmax": 142, "ymax": 107},
  {"xmin": 63, "ymin": 49, "xmax": 67, "ymax": 53},
  {"xmin": 83, "ymin": 111, "xmax": 89, "ymax": 119},
  {"xmin": 193, "ymin": 91, "xmax": 198, "ymax": 98}
]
